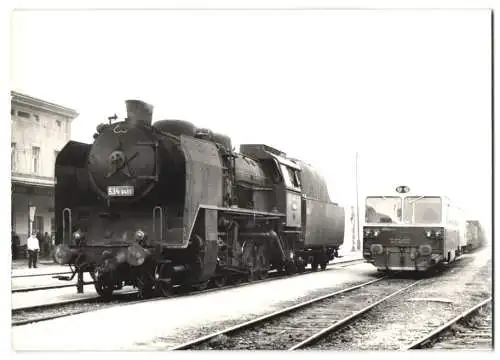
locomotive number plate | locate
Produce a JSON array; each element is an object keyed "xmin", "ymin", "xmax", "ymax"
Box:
[
  {"xmin": 389, "ymin": 237, "xmax": 411, "ymax": 245},
  {"xmin": 108, "ymin": 186, "xmax": 134, "ymax": 197}
]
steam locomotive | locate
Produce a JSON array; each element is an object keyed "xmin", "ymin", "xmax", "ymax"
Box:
[{"xmin": 53, "ymin": 100, "xmax": 345, "ymax": 297}]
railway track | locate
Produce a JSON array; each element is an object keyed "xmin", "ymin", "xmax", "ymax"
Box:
[
  {"xmin": 12, "ymin": 271, "xmax": 72, "ymax": 279},
  {"xmin": 168, "ymin": 276, "xmax": 423, "ymax": 350},
  {"xmin": 12, "ymin": 291, "xmax": 139, "ymax": 327},
  {"xmin": 12, "ymin": 257, "xmax": 365, "ymax": 327},
  {"xmin": 406, "ymin": 297, "xmax": 492, "ymax": 350},
  {"xmin": 12, "ymin": 282, "xmax": 95, "ymax": 293},
  {"xmin": 12, "ymin": 258, "xmax": 363, "ymax": 295}
]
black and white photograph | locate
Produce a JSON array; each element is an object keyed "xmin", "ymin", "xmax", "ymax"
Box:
[{"xmin": 3, "ymin": 0, "xmax": 494, "ymax": 355}]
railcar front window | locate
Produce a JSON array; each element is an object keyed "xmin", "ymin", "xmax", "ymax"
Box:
[
  {"xmin": 403, "ymin": 197, "xmax": 442, "ymax": 224},
  {"xmin": 365, "ymin": 197, "xmax": 402, "ymax": 223}
]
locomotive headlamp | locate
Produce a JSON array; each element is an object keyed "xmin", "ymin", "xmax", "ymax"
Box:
[
  {"xmin": 419, "ymin": 245, "xmax": 432, "ymax": 256},
  {"xmin": 373, "ymin": 230, "xmax": 380, "ymax": 237},
  {"xmin": 73, "ymin": 230, "xmax": 85, "ymax": 241},
  {"xmin": 135, "ymin": 229, "xmax": 146, "ymax": 241},
  {"xmin": 364, "ymin": 229, "xmax": 372, "ymax": 237},
  {"xmin": 425, "ymin": 230, "xmax": 432, "ymax": 238},
  {"xmin": 435, "ymin": 230, "xmax": 442, "ymax": 238}
]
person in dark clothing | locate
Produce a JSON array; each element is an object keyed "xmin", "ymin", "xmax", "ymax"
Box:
[
  {"xmin": 43, "ymin": 232, "xmax": 51, "ymax": 257},
  {"xmin": 11, "ymin": 231, "xmax": 20, "ymax": 260},
  {"xmin": 36, "ymin": 232, "xmax": 43, "ymax": 256}
]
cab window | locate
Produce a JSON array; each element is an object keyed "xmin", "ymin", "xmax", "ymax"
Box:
[{"xmin": 281, "ymin": 164, "xmax": 301, "ymax": 191}]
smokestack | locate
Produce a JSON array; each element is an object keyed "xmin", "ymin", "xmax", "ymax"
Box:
[{"xmin": 125, "ymin": 100, "xmax": 154, "ymax": 127}]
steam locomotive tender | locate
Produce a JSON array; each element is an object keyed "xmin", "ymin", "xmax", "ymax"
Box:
[
  {"xmin": 363, "ymin": 186, "xmax": 466, "ymax": 272},
  {"xmin": 53, "ymin": 100, "xmax": 345, "ymax": 297}
]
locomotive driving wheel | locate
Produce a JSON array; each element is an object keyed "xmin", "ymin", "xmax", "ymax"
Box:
[
  {"xmin": 212, "ymin": 276, "xmax": 226, "ymax": 288},
  {"xmin": 154, "ymin": 264, "xmax": 173, "ymax": 297},
  {"xmin": 93, "ymin": 270, "xmax": 114, "ymax": 298},
  {"xmin": 296, "ymin": 257, "xmax": 306, "ymax": 273},
  {"xmin": 319, "ymin": 248, "xmax": 329, "ymax": 271},
  {"xmin": 311, "ymin": 259, "xmax": 319, "ymax": 272},
  {"xmin": 136, "ymin": 273, "xmax": 155, "ymax": 298},
  {"xmin": 255, "ymin": 245, "xmax": 270, "ymax": 280},
  {"xmin": 320, "ymin": 260, "xmax": 328, "ymax": 271}
]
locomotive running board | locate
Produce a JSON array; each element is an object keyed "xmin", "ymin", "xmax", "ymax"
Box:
[{"xmin": 201, "ymin": 204, "xmax": 286, "ymax": 218}]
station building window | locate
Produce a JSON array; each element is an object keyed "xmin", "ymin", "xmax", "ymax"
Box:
[
  {"xmin": 18, "ymin": 111, "xmax": 31, "ymax": 119},
  {"xmin": 32, "ymin": 146, "xmax": 40, "ymax": 174},
  {"xmin": 11, "ymin": 143, "xmax": 16, "ymax": 171}
]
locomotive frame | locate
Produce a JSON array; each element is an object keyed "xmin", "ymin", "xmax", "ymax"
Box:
[{"xmin": 53, "ymin": 100, "xmax": 345, "ymax": 297}]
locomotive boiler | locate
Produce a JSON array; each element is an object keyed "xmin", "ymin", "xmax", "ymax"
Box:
[{"xmin": 53, "ymin": 100, "xmax": 345, "ymax": 297}]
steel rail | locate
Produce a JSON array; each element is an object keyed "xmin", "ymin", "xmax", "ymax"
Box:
[
  {"xmin": 12, "ymin": 282, "xmax": 95, "ymax": 293},
  {"xmin": 289, "ymin": 279, "xmax": 424, "ymax": 350},
  {"xmin": 12, "ymin": 271, "xmax": 72, "ymax": 279},
  {"xmin": 12, "ymin": 309, "xmax": 94, "ymax": 327},
  {"xmin": 168, "ymin": 276, "xmax": 386, "ymax": 350},
  {"xmin": 405, "ymin": 297, "xmax": 492, "ymax": 350}
]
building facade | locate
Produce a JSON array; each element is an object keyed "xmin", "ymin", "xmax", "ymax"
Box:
[{"xmin": 11, "ymin": 91, "xmax": 79, "ymax": 245}]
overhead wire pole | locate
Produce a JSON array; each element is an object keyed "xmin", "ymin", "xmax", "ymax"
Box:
[{"xmin": 355, "ymin": 151, "xmax": 361, "ymax": 251}]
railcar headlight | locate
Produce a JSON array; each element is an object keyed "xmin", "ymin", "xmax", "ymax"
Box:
[
  {"xmin": 373, "ymin": 230, "xmax": 380, "ymax": 237},
  {"xmin": 364, "ymin": 229, "xmax": 372, "ymax": 237},
  {"xmin": 425, "ymin": 230, "xmax": 432, "ymax": 238},
  {"xmin": 73, "ymin": 230, "xmax": 82, "ymax": 240},
  {"xmin": 419, "ymin": 245, "xmax": 432, "ymax": 256},
  {"xmin": 435, "ymin": 230, "xmax": 442, "ymax": 238}
]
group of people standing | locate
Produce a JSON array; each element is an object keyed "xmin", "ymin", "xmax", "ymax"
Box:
[{"xmin": 11, "ymin": 231, "xmax": 53, "ymax": 268}]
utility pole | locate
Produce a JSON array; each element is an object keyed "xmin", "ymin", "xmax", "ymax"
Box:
[
  {"xmin": 355, "ymin": 152, "xmax": 361, "ymax": 251},
  {"xmin": 350, "ymin": 206, "xmax": 356, "ymax": 252}
]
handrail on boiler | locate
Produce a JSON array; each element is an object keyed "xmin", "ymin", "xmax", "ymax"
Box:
[{"xmin": 62, "ymin": 208, "xmax": 72, "ymax": 245}]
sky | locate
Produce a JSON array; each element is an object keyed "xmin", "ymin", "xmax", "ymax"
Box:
[{"xmin": 8, "ymin": 8, "xmax": 493, "ymax": 239}]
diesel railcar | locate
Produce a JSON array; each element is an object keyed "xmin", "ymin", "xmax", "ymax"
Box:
[
  {"xmin": 53, "ymin": 100, "xmax": 345, "ymax": 297},
  {"xmin": 362, "ymin": 186, "xmax": 466, "ymax": 272}
]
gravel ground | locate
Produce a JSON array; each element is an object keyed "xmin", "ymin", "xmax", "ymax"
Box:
[
  {"xmin": 180, "ymin": 278, "xmax": 417, "ymax": 350},
  {"xmin": 429, "ymin": 301, "xmax": 492, "ymax": 350},
  {"xmin": 311, "ymin": 249, "xmax": 492, "ymax": 351},
  {"xmin": 131, "ymin": 278, "xmax": 375, "ymax": 350}
]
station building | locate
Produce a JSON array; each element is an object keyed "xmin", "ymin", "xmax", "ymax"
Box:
[{"xmin": 11, "ymin": 91, "xmax": 79, "ymax": 245}]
